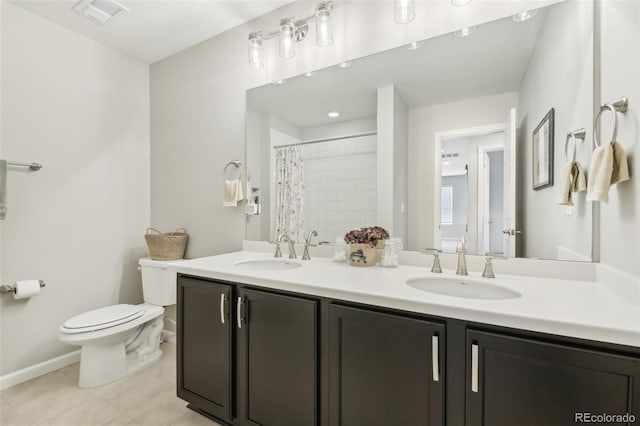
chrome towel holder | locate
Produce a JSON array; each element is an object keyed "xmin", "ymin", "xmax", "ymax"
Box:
[
  {"xmin": 593, "ymin": 97, "xmax": 628, "ymax": 149},
  {"xmin": 223, "ymin": 160, "xmax": 242, "ymax": 180},
  {"xmin": 564, "ymin": 128, "xmax": 586, "ymax": 163},
  {"xmin": 4, "ymin": 161, "xmax": 44, "ymax": 171}
]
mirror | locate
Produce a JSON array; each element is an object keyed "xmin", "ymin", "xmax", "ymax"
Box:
[{"xmin": 246, "ymin": 0, "xmax": 594, "ymax": 261}]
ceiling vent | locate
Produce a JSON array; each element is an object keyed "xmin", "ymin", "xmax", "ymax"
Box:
[
  {"xmin": 72, "ymin": 0, "xmax": 128, "ymax": 24},
  {"xmin": 441, "ymin": 153, "xmax": 460, "ymax": 159}
]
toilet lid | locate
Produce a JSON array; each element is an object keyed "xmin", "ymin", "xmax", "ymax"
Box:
[{"xmin": 61, "ymin": 304, "xmax": 145, "ymax": 333}]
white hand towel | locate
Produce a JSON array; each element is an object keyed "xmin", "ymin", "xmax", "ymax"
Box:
[
  {"xmin": 557, "ymin": 162, "xmax": 587, "ymax": 206},
  {"xmin": 587, "ymin": 141, "xmax": 629, "ymax": 203},
  {"xmin": 223, "ymin": 179, "xmax": 244, "ymax": 207},
  {"xmin": 0, "ymin": 160, "xmax": 6, "ymax": 220}
]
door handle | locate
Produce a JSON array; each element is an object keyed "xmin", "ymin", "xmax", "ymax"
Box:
[
  {"xmin": 237, "ymin": 296, "xmax": 243, "ymax": 329},
  {"xmin": 471, "ymin": 343, "xmax": 479, "ymax": 393},
  {"xmin": 220, "ymin": 293, "xmax": 226, "ymax": 324},
  {"xmin": 432, "ymin": 335, "xmax": 439, "ymax": 382},
  {"xmin": 502, "ymin": 229, "xmax": 523, "ymax": 236}
]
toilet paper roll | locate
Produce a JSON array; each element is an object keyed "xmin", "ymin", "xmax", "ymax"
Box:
[{"xmin": 13, "ymin": 280, "xmax": 41, "ymax": 300}]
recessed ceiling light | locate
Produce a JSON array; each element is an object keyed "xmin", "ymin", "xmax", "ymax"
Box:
[
  {"xmin": 454, "ymin": 26, "xmax": 477, "ymax": 37},
  {"xmin": 305, "ymin": 71, "xmax": 317, "ymax": 77},
  {"xmin": 405, "ymin": 40, "xmax": 425, "ymax": 50},
  {"xmin": 451, "ymin": 0, "xmax": 472, "ymax": 6},
  {"xmin": 273, "ymin": 79, "xmax": 286, "ymax": 85},
  {"xmin": 443, "ymin": 161, "xmax": 451, "ymax": 165},
  {"xmin": 513, "ymin": 9, "xmax": 537, "ymax": 22},
  {"xmin": 337, "ymin": 61, "xmax": 352, "ymax": 69},
  {"xmin": 327, "ymin": 111, "xmax": 340, "ymax": 118}
]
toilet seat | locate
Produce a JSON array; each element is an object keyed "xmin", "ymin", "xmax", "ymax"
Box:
[{"xmin": 61, "ymin": 304, "xmax": 145, "ymax": 334}]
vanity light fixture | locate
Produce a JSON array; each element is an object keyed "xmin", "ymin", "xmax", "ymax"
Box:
[
  {"xmin": 337, "ymin": 61, "xmax": 352, "ymax": 68},
  {"xmin": 248, "ymin": 1, "xmax": 334, "ymax": 69},
  {"xmin": 513, "ymin": 9, "xmax": 538, "ymax": 22},
  {"xmin": 451, "ymin": 0, "xmax": 472, "ymax": 6},
  {"xmin": 394, "ymin": 0, "xmax": 415, "ymax": 24},
  {"xmin": 327, "ymin": 111, "xmax": 340, "ymax": 118},
  {"xmin": 454, "ymin": 26, "xmax": 477, "ymax": 37},
  {"xmin": 406, "ymin": 40, "xmax": 425, "ymax": 50}
]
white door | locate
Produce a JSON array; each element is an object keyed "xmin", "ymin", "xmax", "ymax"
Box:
[
  {"xmin": 482, "ymin": 152, "xmax": 491, "ymax": 255},
  {"xmin": 502, "ymin": 108, "xmax": 518, "ymax": 256}
]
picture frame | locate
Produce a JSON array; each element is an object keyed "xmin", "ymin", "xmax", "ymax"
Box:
[{"xmin": 532, "ymin": 108, "xmax": 555, "ymax": 190}]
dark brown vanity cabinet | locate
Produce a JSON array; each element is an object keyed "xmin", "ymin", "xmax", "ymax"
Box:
[
  {"xmin": 465, "ymin": 330, "xmax": 640, "ymax": 426},
  {"xmin": 177, "ymin": 275, "xmax": 318, "ymax": 426},
  {"xmin": 236, "ymin": 288, "xmax": 318, "ymax": 426},
  {"xmin": 328, "ymin": 304, "xmax": 445, "ymax": 426},
  {"xmin": 177, "ymin": 276, "xmax": 233, "ymax": 423}
]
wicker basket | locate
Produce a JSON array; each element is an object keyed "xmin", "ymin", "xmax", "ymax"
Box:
[{"xmin": 144, "ymin": 228, "xmax": 188, "ymax": 260}]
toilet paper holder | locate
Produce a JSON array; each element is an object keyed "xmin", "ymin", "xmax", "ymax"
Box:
[{"xmin": 0, "ymin": 280, "xmax": 46, "ymax": 294}]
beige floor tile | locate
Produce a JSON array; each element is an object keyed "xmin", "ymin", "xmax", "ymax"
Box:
[
  {"xmin": 56, "ymin": 362, "xmax": 80, "ymax": 383},
  {"xmin": 37, "ymin": 395, "xmax": 121, "ymax": 425},
  {"xmin": 103, "ymin": 414, "xmax": 141, "ymax": 426},
  {"xmin": 0, "ymin": 376, "xmax": 96, "ymax": 425},
  {"xmin": 170, "ymin": 409, "xmax": 222, "ymax": 426},
  {"xmin": 0, "ymin": 371, "xmax": 71, "ymax": 406},
  {"xmin": 126, "ymin": 388, "xmax": 189, "ymax": 426}
]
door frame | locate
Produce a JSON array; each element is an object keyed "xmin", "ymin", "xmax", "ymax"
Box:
[{"xmin": 433, "ymin": 123, "xmax": 507, "ymax": 251}]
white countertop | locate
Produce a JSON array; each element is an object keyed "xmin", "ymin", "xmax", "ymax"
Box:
[{"xmin": 169, "ymin": 251, "xmax": 640, "ymax": 348}]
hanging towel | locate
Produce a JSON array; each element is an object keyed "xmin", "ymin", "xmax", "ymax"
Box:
[
  {"xmin": 557, "ymin": 161, "xmax": 586, "ymax": 206},
  {"xmin": 0, "ymin": 160, "xmax": 6, "ymax": 220},
  {"xmin": 587, "ymin": 141, "xmax": 630, "ymax": 203},
  {"xmin": 223, "ymin": 179, "xmax": 244, "ymax": 207}
]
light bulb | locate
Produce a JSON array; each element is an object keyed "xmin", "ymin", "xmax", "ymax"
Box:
[
  {"xmin": 316, "ymin": 2, "xmax": 333, "ymax": 47},
  {"xmin": 513, "ymin": 9, "xmax": 538, "ymax": 22},
  {"xmin": 279, "ymin": 17, "xmax": 295, "ymax": 59},
  {"xmin": 248, "ymin": 32, "xmax": 264, "ymax": 69},
  {"xmin": 394, "ymin": 0, "xmax": 415, "ymax": 24}
]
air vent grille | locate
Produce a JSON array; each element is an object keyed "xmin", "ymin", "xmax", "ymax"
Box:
[
  {"xmin": 72, "ymin": 0, "xmax": 128, "ymax": 24},
  {"xmin": 441, "ymin": 153, "xmax": 460, "ymax": 159}
]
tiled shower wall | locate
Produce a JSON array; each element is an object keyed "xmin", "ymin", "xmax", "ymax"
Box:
[{"xmin": 302, "ymin": 135, "xmax": 377, "ymax": 243}]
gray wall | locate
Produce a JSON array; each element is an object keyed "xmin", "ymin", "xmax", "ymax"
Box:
[
  {"xmin": 488, "ymin": 151, "xmax": 505, "ymax": 253},
  {"xmin": 1, "ymin": 2, "xmax": 150, "ymax": 375},
  {"xmin": 516, "ymin": 0, "xmax": 593, "ymax": 260},
  {"xmin": 598, "ymin": 0, "xmax": 640, "ymax": 278}
]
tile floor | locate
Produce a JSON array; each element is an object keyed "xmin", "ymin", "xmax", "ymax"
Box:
[{"xmin": 0, "ymin": 343, "xmax": 221, "ymax": 426}]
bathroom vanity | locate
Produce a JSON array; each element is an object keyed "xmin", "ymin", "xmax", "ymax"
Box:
[{"xmin": 172, "ymin": 251, "xmax": 640, "ymax": 426}]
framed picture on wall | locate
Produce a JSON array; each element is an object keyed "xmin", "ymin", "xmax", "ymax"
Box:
[{"xmin": 532, "ymin": 108, "xmax": 555, "ymax": 190}]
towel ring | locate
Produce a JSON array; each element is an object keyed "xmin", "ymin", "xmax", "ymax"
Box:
[
  {"xmin": 593, "ymin": 97, "xmax": 628, "ymax": 149},
  {"xmin": 223, "ymin": 160, "xmax": 242, "ymax": 180},
  {"xmin": 564, "ymin": 128, "xmax": 586, "ymax": 163}
]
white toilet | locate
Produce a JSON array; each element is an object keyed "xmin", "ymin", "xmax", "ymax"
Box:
[{"xmin": 59, "ymin": 258, "xmax": 177, "ymax": 388}]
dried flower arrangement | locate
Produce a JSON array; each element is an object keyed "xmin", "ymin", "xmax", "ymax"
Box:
[{"xmin": 344, "ymin": 226, "xmax": 390, "ymax": 248}]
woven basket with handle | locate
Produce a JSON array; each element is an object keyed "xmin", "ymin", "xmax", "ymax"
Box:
[{"xmin": 144, "ymin": 228, "xmax": 188, "ymax": 260}]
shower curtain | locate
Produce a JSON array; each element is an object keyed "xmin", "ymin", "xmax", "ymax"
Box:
[{"xmin": 274, "ymin": 146, "xmax": 305, "ymax": 243}]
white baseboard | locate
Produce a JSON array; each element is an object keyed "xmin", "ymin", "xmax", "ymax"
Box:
[{"xmin": 0, "ymin": 350, "xmax": 80, "ymax": 390}]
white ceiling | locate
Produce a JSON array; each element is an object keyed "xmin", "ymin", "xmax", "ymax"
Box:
[
  {"xmin": 248, "ymin": 7, "xmax": 548, "ymax": 129},
  {"xmin": 9, "ymin": 0, "xmax": 294, "ymax": 64}
]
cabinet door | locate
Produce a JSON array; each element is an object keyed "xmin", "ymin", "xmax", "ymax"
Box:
[
  {"xmin": 329, "ymin": 304, "xmax": 445, "ymax": 426},
  {"xmin": 466, "ymin": 330, "xmax": 640, "ymax": 426},
  {"xmin": 177, "ymin": 276, "xmax": 233, "ymax": 423},
  {"xmin": 237, "ymin": 288, "xmax": 318, "ymax": 426}
]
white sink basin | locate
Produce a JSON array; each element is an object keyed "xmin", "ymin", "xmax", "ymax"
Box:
[
  {"xmin": 406, "ymin": 277, "xmax": 521, "ymax": 300},
  {"xmin": 234, "ymin": 259, "xmax": 302, "ymax": 271}
]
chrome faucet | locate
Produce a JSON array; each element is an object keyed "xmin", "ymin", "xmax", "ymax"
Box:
[
  {"xmin": 302, "ymin": 230, "xmax": 318, "ymax": 260},
  {"xmin": 456, "ymin": 236, "xmax": 468, "ymax": 276},
  {"xmin": 271, "ymin": 233, "xmax": 287, "ymax": 258},
  {"xmin": 283, "ymin": 235, "xmax": 297, "ymax": 259},
  {"xmin": 482, "ymin": 253, "xmax": 507, "ymax": 278},
  {"xmin": 423, "ymin": 248, "xmax": 442, "ymax": 273}
]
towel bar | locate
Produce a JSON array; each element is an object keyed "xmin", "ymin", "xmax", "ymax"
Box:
[{"xmin": 593, "ymin": 97, "xmax": 628, "ymax": 149}]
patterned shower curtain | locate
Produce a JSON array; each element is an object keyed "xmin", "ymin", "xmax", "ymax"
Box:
[{"xmin": 274, "ymin": 146, "xmax": 305, "ymax": 243}]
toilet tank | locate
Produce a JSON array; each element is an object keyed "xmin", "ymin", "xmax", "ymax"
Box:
[{"xmin": 138, "ymin": 258, "xmax": 179, "ymax": 306}]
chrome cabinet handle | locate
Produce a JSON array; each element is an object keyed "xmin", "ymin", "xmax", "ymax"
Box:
[
  {"xmin": 432, "ymin": 335, "xmax": 439, "ymax": 382},
  {"xmin": 220, "ymin": 293, "xmax": 226, "ymax": 324},
  {"xmin": 237, "ymin": 296, "xmax": 243, "ymax": 329},
  {"xmin": 471, "ymin": 343, "xmax": 479, "ymax": 393}
]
